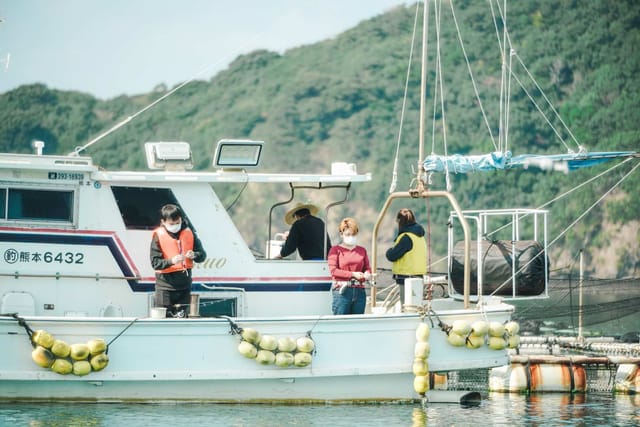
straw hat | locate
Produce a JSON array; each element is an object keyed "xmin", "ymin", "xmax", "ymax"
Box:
[{"xmin": 284, "ymin": 202, "xmax": 319, "ymax": 225}]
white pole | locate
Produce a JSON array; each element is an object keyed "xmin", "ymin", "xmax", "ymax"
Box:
[{"xmin": 578, "ymin": 249, "xmax": 584, "ymax": 342}]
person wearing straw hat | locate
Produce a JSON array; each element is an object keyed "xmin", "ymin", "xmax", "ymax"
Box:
[{"xmin": 276, "ymin": 202, "xmax": 331, "ymax": 260}]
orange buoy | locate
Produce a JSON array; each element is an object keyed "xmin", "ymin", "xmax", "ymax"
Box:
[
  {"xmin": 429, "ymin": 372, "xmax": 448, "ymax": 390},
  {"xmin": 489, "ymin": 363, "xmax": 586, "ymax": 393}
]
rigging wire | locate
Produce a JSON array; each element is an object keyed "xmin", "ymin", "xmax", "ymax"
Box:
[
  {"xmin": 545, "ymin": 160, "xmax": 640, "ymax": 249},
  {"xmin": 512, "ymin": 52, "xmax": 583, "ymax": 151},
  {"xmin": 434, "ymin": 0, "xmax": 453, "ymax": 191},
  {"xmin": 486, "ymin": 159, "xmax": 640, "ymax": 298},
  {"xmin": 484, "ymin": 156, "xmax": 636, "ymax": 241},
  {"xmin": 448, "ymin": 0, "xmax": 498, "ymax": 152},
  {"xmin": 492, "ymin": 0, "xmax": 582, "ymax": 153},
  {"xmin": 491, "ymin": 0, "xmax": 513, "ymax": 155},
  {"xmin": 70, "ymin": 9, "xmax": 305, "ymax": 156},
  {"xmin": 388, "ymin": 2, "xmax": 422, "ymax": 194},
  {"xmin": 71, "ymin": 79, "xmax": 196, "ymax": 156},
  {"xmin": 417, "ymin": 0, "xmax": 431, "ymax": 189},
  {"xmin": 507, "ymin": 67, "xmax": 574, "ymax": 153},
  {"xmin": 503, "ymin": 1, "xmax": 513, "ymax": 154}
]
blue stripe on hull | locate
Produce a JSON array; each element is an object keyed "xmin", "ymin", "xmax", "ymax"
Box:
[
  {"xmin": 135, "ymin": 281, "xmax": 332, "ymax": 293},
  {"xmin": 1, "ymin": 232, "xmax": 332, "ymax": 293},
  {"xmin": 0, "ymin": 232, "xmax": 137, "ymax": 287}
]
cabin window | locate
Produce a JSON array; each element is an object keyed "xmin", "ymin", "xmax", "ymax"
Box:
[
  {"xmin": 198, "ymin": 297, "xmax": 237, "ymax": 317},
  {"xmin": 111, "ymin": 186, "xmax": 192, "ymax": 230},
  {"xmin": 0, "ymin": 189, "xmax": 5, "ymax": 219},
  {"xmin": 2, "ymin": 188, "xmax": 73, "ymax": 222}
]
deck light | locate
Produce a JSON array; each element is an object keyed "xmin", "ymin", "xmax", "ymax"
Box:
[
  {"xmin": 213, "ymin": 139, "xmax": 264, "ymax": 170},
  {"xmin": 144, "ymin": 142, "xmax": 193, "ymax": 171}
]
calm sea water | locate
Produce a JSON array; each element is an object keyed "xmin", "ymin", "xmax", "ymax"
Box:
[{"xmin": 1, "ymin": 393, "xmax": 638, "ymax": 427}]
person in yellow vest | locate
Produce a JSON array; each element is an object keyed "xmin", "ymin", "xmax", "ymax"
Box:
[
  {"xmin": 150, "ymin": 204, "xmax": 206, "ymax": 317},
  {"xmin": 385, "ymin": 208, "xmax": 427, "ymax": 304}
]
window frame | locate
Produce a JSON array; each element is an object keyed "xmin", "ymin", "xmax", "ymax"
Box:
[{"xmin": 0, "ymin": 184, "xmax": 77, "ymax": 226}]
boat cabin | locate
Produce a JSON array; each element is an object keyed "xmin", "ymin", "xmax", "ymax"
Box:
[{"xmin": 0, "ymin": 140, "xmax": 371, "ymax": 319}]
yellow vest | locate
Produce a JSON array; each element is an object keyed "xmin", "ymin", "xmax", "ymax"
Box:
[{"xmin": 391, "ymin": 232, "xmax": 427, "ymax": 276}]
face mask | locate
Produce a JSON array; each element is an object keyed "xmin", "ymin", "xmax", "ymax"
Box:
[
  {"xmin": 342, "ymin": 235, "xmax": 357, "ymax": 246},
  {"xmin": 165, "ymin": 222, "xmax": 182, "ymax": 234}
]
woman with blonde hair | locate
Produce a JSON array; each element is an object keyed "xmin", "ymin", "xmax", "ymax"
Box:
[{"xmin": 327, "ymin": 217, "xmax": 371, "ymax": 314}]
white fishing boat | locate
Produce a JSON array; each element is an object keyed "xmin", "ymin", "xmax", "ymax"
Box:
[
  {"xmin": 0, "ymin": 1, "xmax": 635, "ymax": 404},
  {"xmin": 0, "ymin": 2, "xmax": 518, "ymax": 400},
  {"xmin": 0, "ymin": 136, "xmax": 517, "ymax": 402}
]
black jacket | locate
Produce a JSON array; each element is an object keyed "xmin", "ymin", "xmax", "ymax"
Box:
[
  {"xmin": 280, "ymin": 215, "xmax": 331, "ymax": 260},
  {"xmin": 385, "ymin": 222, "xmax": 426, "ymax": 262}
]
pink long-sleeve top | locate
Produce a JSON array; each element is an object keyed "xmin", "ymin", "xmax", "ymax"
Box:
[{"xmin": 327, "ymin": 245, "xmax": 371, "ymax": 282}]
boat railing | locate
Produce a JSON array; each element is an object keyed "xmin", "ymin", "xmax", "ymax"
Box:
[
  {"xmin": 266, "ymin": 181, "xmax": 354, "ymax": 260},
  {"xmin": 371, "ymin": 189, "xmax": 472, "ymax": 309},
  {"xmin": 0, "ymin": 152, "xmax": 95, "ymax": 170},
  {"xmin": 447, "ymin": 208, "xmax": 550, "ymax": 300},
  {"xmin": 1, "ymin": 272, "xmax": 141, "ymax": 281}
]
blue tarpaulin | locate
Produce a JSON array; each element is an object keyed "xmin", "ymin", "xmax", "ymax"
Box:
[{"xmin": 423, "ymin": 151, "xmax": 637, "ymax": 173}]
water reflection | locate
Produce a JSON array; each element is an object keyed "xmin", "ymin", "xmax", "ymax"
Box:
[
  {"xmin": 1, "ymin": 393, "xmax": 640, "ymax": 427},
  {"xmin": 410, "ymin": 392, "xmax": 640, "ymax": 427}
]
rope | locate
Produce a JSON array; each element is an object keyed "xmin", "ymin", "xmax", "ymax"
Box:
[
  {"xmin": 472, "ymin": 160, "xmax": 640, "ymax": 298},
  {"xmin": 544, "ymin": 161, "xmax": 640, "ymax": 249},
  {"xmin": 486, "ymin": 159, "xmax": 636, "ymax": 296},
  {"xmin": 482, "ymin": 157, "xmax": 636, "ymax": 242},
  {"xmin": 513, "ymin": 53, "xmax": 581, "ymax": 148},
  {"xmin": 105, "ymin": 318, "xmax": 140, "ymax": 353},
  {"xmin": 490, "ymin": 0, "xmax": 511, "ymax": 153},
  {"xmin": 508, "ymin": 70, "xmax": 573, "ymax": 153},
  {"xmin": 389, "ymin": 2, "xmax": 421, "ymax": 194},
  {"xmin": 71, "ymin": 7, "xmax": 306, "ymax": 156},
  {"xmin": 449, "ymin": 0, "xmax": 498, "ymax": 151},
  {"xmin": 491, "ymin": 0, "xmax": 582, "ymax": 153},
  {"xmin": 213, "ymin": 315, "xmax": 243, "ymax": 336},
  {"xmin": 7, "ymin": 313, "xmax": 35, "ymax": 344},
  {"xmin": 423, "ymin": 307, "xmax": 441, "ymax": 329}
]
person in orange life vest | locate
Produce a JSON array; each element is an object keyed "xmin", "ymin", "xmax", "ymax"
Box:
[
  {"xmin": 150, "ymin": 204, "xmax": 206, "ymax": 317},
  {"xmin": 385, "ymin": 208, "xmax": 427, "ymax": 304},
  {"xmin": 328, "ymin": 217, "xmax": 371, "ymax": 315}
]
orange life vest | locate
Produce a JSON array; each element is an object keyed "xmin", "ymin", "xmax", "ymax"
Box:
[{"xmin": 154, "ymin": 226, "xmax": 195, "ymax": 273}]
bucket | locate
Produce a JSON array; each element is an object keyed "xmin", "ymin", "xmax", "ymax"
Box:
[{"xmin": 150, "ymin": 307, "xmax": 167, "ymax": 319}]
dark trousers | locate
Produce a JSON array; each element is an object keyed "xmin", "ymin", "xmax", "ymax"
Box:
[{"xmin": 154, "ymin": 288, "xmax": 191, "ymax": 317}]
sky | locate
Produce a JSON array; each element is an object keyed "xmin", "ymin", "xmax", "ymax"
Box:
[{"xmin": 0, "ymin": 0, "xmax": 406, "ymax": 99}]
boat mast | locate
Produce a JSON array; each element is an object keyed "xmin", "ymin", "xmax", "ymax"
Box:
[
  {"xmin": 498, "ymin": 0, "xmax": 509, "ymax": 154},
  {"xmin": 371, "ymin": 0, "xmax": 472, "ymax": 309},
  {"xmin": 415, "ymin": 0, "xmax": 429, "ymax": 193}
]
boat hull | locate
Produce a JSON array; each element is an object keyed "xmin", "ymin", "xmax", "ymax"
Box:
[{"xmin": 0, "ymin": 307, "xmax": 511, "ymax": 402}]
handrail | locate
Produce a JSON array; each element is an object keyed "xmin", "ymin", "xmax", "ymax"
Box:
[
  {"xmin": 266, "ymin": 182, "xmax": 353, "ymax": 260},
  {"xmin": 3, "ymin": 272, "xmax": 141, "ymax": 281},
  {"xmin": 370, "ymin": 189, "xmax": 472, "ymax": 309}
]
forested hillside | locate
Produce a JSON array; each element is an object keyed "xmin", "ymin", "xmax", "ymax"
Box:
[{"xmin": 1, "ymin": 1, "xmax": 638, "ymax": 277}]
